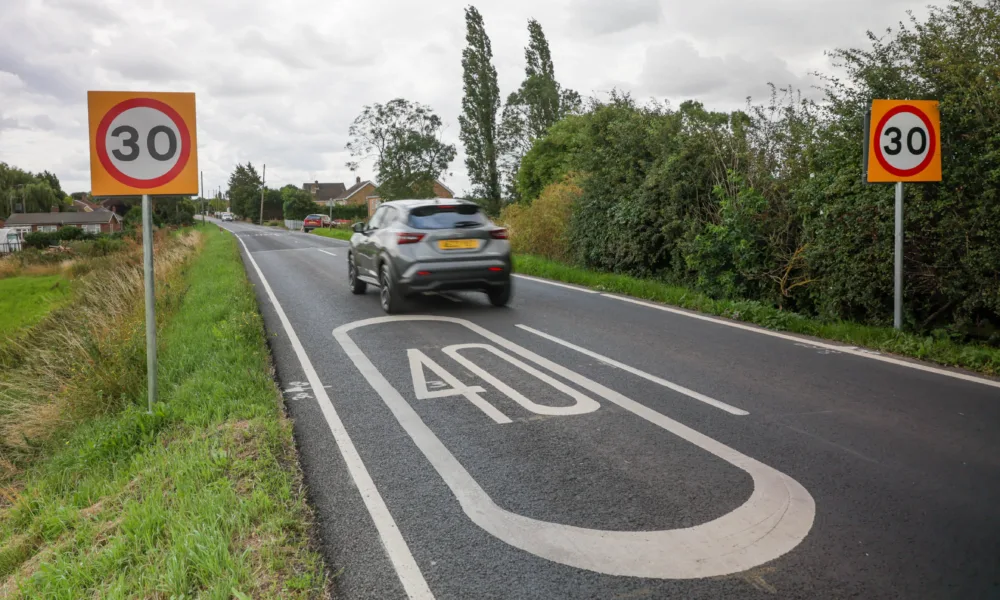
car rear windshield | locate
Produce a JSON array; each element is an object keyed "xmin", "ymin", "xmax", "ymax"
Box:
[
  {"xmin": 407, "ymin": 205, "xmax": 486, "ymax": 230},
  {"xmin": 305, "ymin": 214, "xmax": 323, "ymax": 220}
]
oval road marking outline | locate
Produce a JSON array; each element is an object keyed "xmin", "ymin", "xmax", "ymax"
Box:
[{"xmin": 333, "ymin": 315, "xmax": 815, "ymax": 579}]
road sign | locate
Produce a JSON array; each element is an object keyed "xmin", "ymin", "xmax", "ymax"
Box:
[
  {"xmin": 87, "ymin": 91, "xmax": 198, "ymax": 196},
  {"xmin": 867, "ymin": 99, "xmax": 941, "ymax": 183}
]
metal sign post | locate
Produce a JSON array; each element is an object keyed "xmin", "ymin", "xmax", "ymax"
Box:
[
  {"xmin": 142, "ymin": 194, "xmax": 157, "ymax": 413},
  {"xmin": 894, "ymin": 182, "xmax": 903, "ymax": 330}
]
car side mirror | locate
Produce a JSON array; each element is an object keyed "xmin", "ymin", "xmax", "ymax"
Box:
[{"xmin": 352, "ymin": 222, "xmax": 366, "ymax": 233}]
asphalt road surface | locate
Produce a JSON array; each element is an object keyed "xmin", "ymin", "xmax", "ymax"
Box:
[{"xmin": 215, "ymin": 219, "xmax": 1000, "ymax": 599}]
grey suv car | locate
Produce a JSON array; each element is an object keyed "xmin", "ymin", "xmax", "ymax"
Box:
[{"xmin": 347, "ymin": 199, "xmax": 512, "ymax": 313}]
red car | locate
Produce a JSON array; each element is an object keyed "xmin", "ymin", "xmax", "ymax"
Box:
[{"xmin": 302, "ymin": 214, "xmax": 329, "ymax": 232}]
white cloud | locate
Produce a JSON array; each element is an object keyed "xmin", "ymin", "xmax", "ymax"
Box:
[
  {"xmin": 639, "ymin": 39, "xmax": 819, "ymax": 109},
  {"xmin": 572, "ymin": 0, "xmax": 662, "ymax": 35},
  {"xmin": 0, "ymin": 0, "xmax": 930, "ymax": 196}
]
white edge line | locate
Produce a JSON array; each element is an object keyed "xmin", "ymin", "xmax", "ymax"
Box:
[
  {"xmin": 603, "ymin": 294, "xmax": 1000, "ymax": 391},
  {"xmin": 316, "ymin": 249, "xmax": 338, "ymax": 257},
  {"xmin": 516, "ymin": 325, "xmax": 749, "ymax": 416},
  {"xmin": 230, "ymin": 231, "xmax": 434, "ymax": 599},
  {"xmin": 512, "ymin": 274, "xmax": 600, "ymax": 294}
]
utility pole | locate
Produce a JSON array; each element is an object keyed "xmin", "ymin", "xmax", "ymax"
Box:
[
  {"xmin": 259, "ymin": 164, "xmax": 266, "ymax": 225},
  {"xmin": 200, "ymin": 170, "xmax": 205, "ymax": 220}
]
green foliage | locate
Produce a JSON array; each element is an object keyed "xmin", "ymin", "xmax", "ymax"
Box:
[
  {"xmin": 0, "ymin": 275, "xmax": 71, "ymax": 339},
  {"xmin": 311, "ymin": 228, "xmax": 353, "ymax": 241},
  {"xmin": 346, "ymin": 98, "xmax": 457, "ymax": 200},
  {"xmin": 0, "ymin": 232, "xmax": 327, "ymax": 598},
  {"xmin": 516, "ymin": 115, "xmax": 588, "ymax": 202},
  {"xmin": 498, "ymin": 18, "xmax": 581, "ymax": 200},
  {"xmin": 226, "ymin": 163, "xmax": 263, "ymax": 220},
  {"xmin": 515, "ymin": 1, "xmax": 1000, "ymax": 341},
  {"xmin": 0, "ymin": 163, "xmax": 67, "ymax": 219},
  {"xmin": 326, "ymin": 204, "xmax": 367, "ymax": 220},
  {"xmin": 459, "ymin": 6, "xmax": 502, "ymax": 207},
  {"xmin": 281, "ymin": 185, "xmax": 318, "ymax": 220},
  {"xmin": 500, "ymin": 175, "xmax": 579, "ymax": 262},
  {"xmin": 23, "ymin": 232, "xmax": 58, "ymax": 249}
]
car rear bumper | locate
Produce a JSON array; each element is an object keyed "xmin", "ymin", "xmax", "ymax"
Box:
[{"xmin": 398, "ymin": 259, "xmax": 510, "ymax": 294}]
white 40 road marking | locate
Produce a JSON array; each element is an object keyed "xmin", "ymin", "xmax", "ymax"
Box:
[
  {"xmin": 334, "ymin": 316, "xmax": 816, "ymax": 580},
  {"xmin": 409, "ymin": 343, "xmax": 601, "ymax": 424}
]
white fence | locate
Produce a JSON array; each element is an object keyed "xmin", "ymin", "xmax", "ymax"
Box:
[{"xmin": 284, "ymin": 220, "xmax": 303, "ymax": 231}]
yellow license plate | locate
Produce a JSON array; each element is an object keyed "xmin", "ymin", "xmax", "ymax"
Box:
[{"xmin": 438, "ymin": 239, "xmax": 478, "ymax": 250}]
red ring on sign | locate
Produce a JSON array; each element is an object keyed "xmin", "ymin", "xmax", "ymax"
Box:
[
  {"xmin": 95, "ymin": 97, "xmax": 191, "ymax": 189},
  {"xmin": 873, "ymin": 104, "xmax": 936, "ymax": 178}
]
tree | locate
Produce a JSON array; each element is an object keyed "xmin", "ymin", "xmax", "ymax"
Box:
[
  {"xmin": 459, "ymin": 6, "xmax": 502, "ymax": 211},
  {"xmin": 346, "ymin": 98, "xmax": 457, "ymax": 200},
  {"xmin": 281, "ymin": 185, "xmax": 318, "ymax": 220},
  {"xmin": 499, "ymin": 19, "xmax": 581, "ymax": 200},
  {"xmin": 226, "ymin": 163, "xmax": 262, "ymax": 219}
]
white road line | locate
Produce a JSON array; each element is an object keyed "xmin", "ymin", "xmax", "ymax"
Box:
[
  {"xmin": 603, "ymin": 294, "xmax": 1000, "ymax": 390},
  {"xmin": 512, "ymin": 274, "xmax": 601, "ymax": 294},
  {"xmin": 231, "ymin": 234, "xmax": 433, "ymax": 599},
  {"xmin": 516, "ymin": 325, "xmax": 749, "ymax": 416},
  {"xmin": 251, "ymin": 248, "xmax": 319, "ymax": 254},
  {"xmin": 334, "ymin": 316, "xmax": 814, "ymax": 580},
  {"xmin": 316, "ymin": 249, "xmax": 338, "ymax": 257}
]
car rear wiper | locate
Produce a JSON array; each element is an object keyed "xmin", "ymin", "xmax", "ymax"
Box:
[{"xmin": 453, "ymin": 221, "xmax": 482, "ymax": 228}]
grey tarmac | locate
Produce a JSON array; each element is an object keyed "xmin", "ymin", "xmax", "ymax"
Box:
[{"xmin": 216, "ymin": 219, "xmax": 1000, "ymax": 600}]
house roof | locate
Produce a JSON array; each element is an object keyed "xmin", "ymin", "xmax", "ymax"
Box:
[
  {"xmin": 340, "ymin": 180, "xmax": 375, "ymax": 201},
  {"xmin": 434, "ymin": 179, "xmax": 455, "ymax": 196},
  {"xmin": 5, "ymin": 212, "xmax": 120, "ymax": 226},
  {"xmin": 303, "ymin": 182, "xmax": 347, "ymax": 202}
]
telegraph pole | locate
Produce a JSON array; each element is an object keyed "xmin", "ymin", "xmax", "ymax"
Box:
[{"xmin": 259, "ymin": 164, "xmax": 266, "ymax": 225}]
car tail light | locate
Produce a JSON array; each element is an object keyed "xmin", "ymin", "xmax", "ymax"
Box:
[
  {"xmin": 489, "ymin": 228, "xmax": 509, "ymax": 240},
  {"xmin": 397, "ymin": 232, "xmax": 426, "ymax": 244},
  {"xmin": 417, "ymin": 270, "xmax": 431, "ymax": 276},
  {"xmin": 489, "ymin": 267, "xmax": 504, "ymax": 272}
]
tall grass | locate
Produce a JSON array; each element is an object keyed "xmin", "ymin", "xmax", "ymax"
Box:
[
  {"xmin": 0, "ymin": 229, "xmax": 327, "ymax": 598},
  {"xmin": 0, "ymin": 230, "xmax": 203, "ymax": 464},
  {"xmin": 310, "ymin": 228, "xmax": 352, "ymax": 241}
]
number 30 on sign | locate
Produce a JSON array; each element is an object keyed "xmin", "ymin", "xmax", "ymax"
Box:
[
  {"xmin": 867, "ymin": 99, "xmax": 941, "ymax": 183},
  {"xmin": 87, "ymin": 91, "xmax": 198, "ymax": 196}
]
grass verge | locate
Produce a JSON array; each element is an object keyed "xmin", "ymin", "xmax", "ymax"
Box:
[
  {"xmin": 0, "ymin": 227, "xmax": 328, "ymax": 598},
  {"xmin": 310, "ymin": 228, "xmax": 352, "ymax": 241},
  {"xmin": 0, "ymin": 275, "xmax": 71, "ymax": 339},
  {"xmin": 514, "ymin": 254, "xmax": 1000, "ymax": 377}
]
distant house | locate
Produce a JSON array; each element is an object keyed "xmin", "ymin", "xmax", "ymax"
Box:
[
  {"xmin": 364, "ymin": 179, "xmax": 455, "ymax": 217},
  {"xmin": 5, "ymin": 208, "xmax": 123, "ymax": 236},
  {"xmin": 338, "ymin": 177, "xmax": 378, "ymax": 207},
  {"xmin": 302, "ymin": 181, "xmax": 347, "ymax": 204}
]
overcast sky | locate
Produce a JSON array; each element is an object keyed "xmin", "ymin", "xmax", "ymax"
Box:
[{"xmin": 0, "ymin": 0, "xmax": 930, "ymax": 197}]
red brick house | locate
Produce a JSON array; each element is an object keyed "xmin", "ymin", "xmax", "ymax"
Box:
[
  {"xmin": 5, "ymin": 209, "xmax": 123, "ymax": 236},
  {"xmin": 364, "ymin": 179, "xmax": 455, "ymax": 217}
]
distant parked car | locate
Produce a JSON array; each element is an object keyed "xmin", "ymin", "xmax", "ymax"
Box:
[{"xmin": 302, "ymin": 214, "xmax": 329, "ymax": 232}]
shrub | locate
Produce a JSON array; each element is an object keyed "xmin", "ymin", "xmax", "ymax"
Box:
[
  {"xmin": 500, "ymin": 175, "xmax": 580, "ymax": 262},
  {"xmin": 56, "ymin": 226, "xmax": 89, "ymax": 241},
  {"xmin": 23, "ymin": 232, "xmax": 58, "ymax": 249}
]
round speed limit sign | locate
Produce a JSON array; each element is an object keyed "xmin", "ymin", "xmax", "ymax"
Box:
[
  {"xmin": 867, "ymin": 99, "xmax": 941, "ymax": 183},
  {"xmin": 88, "ymin": 91, "xmax": 199, "ymax": 195}
]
